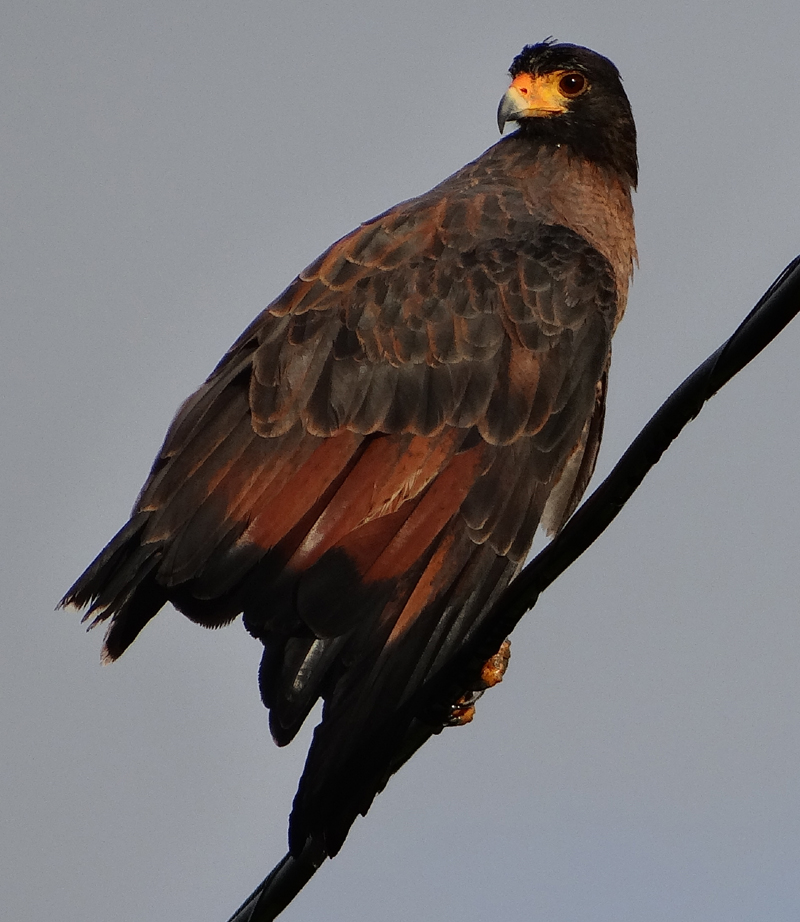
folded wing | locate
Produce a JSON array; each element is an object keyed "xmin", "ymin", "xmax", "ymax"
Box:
[{"xmin": 62, "ymin": 182, "xmax": 618, "ymax": 856}]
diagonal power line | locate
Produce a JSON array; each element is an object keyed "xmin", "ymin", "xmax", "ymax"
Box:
[{"xmin": 227, "ymin": 254, "xmax": 800, "ymax": 922}]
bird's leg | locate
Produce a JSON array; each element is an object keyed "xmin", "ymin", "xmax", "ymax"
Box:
[{"xmin": 446, "ymin": 639, "xmax": 511, "ymax": 726}]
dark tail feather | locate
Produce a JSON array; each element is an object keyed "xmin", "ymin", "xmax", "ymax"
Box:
[
  {"xmin": 58, "ymin": 512, "xmax": 168, "ymax": 661},
  {"xmin": 226, "ymin": 841, "xmax": 326, "ymax": 922},
  {"xmin": 228, "ymin": 716, "xmax": 441, "ymax": 921}
]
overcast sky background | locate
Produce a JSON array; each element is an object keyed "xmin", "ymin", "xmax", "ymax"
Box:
[{"xmin": 3, "ymin": 2, "xmax": 800, "ymax": 920}]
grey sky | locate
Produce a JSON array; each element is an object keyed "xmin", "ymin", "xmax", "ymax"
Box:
[{"xmin": 3, "ymin": 2, "xmax": 800, "ymax": 920}]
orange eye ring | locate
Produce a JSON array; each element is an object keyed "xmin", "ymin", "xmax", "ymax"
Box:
[{"xmin": 558, "ymin": 72, "xmax": 588, "ymax": 98}]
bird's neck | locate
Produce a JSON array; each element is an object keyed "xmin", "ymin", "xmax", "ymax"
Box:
[
  {"xmin": 471, "ymin": 138, "xmax": 637, "ymax": 319},
  {"xmin": 522, "ymin": 140, "xmax": 636, "ymax": 302}
]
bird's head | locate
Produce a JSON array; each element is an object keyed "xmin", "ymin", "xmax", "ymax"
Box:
[{"xmin": 498, "ymin": 41, "xmax": 638, "ymax": 187}]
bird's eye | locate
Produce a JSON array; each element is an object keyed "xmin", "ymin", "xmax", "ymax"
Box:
[{"xmin": 558, "ymin": 72, "xmax": 587, "ymax": 97}]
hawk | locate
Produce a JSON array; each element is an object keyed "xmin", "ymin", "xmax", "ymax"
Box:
[{"xmin": 62, "ymin": 41, "xmax": 637, "ymax": 862}]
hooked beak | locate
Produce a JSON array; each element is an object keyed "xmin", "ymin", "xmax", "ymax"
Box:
[{"xmin": 497, "ymin": 73, "xmax": 568, "ymax": 133}]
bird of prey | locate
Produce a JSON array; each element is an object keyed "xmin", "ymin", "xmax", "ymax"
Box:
[{"xmin": 62, "ymin": 41, "xmax": 637, "ymax": 864}]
